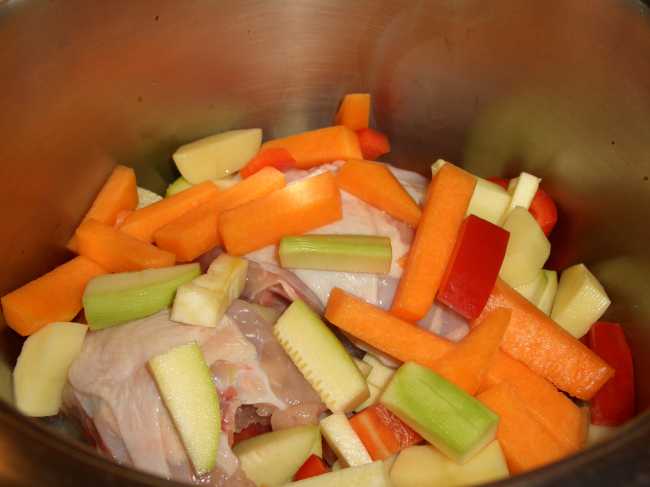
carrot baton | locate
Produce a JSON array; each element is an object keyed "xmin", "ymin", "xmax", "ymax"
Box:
[
  {"xmin": 68, "ymin": 165, "xmax": 138, "ymax": 252},
  {"xmin": 326, "ymin": 288, "xmax": 586, "ymax": 453},
  {"xmin": 391, "ymin": 162, "xmax": 476, "ymax": 322},
  {"xmin": 154, "ymin": 167, "xmax": 286, "ymax": 262},
  {"xmin": 120, "ymin": 181, "xmax": 219, "ymax": 242},
  {"xmin": 478, "ymin": 382, "xmax": 571, "ymax": 474},
  {"xmin": 336, "ymin": 159, "xmax": 421, "ymax": 227},
  {"xmin": 475, "ymin": 278, "xmax": 614, "ymax": 400},
  {"xmin": 261, "ymin": 126, "xmax": 362, "ymax": 169},
  {"xmin": 76, "ymin": 219, "xmax": 175, "ymax": 272},
  {"xmin": 219, "ymin": 171, "xmax": 342, "ymax": 256},
  {"xmin": 1, "ymin": 257, "xmax": 106, "ymax": 336},
  {"xmin": 334, "ymin": 94, "xmax": 371, "ymax": 131}
]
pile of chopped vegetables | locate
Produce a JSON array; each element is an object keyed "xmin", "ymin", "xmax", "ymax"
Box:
[{"xmin": 2, "ymin": 93, "xmax": 636, "ymax": 487}]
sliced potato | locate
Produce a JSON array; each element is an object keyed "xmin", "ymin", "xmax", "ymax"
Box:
[
  {"xmin": 173, "ymin": 128, "xmax": 262, "ymax": 183},
  {"xmin": 551, "ymin": 263, "xmax": 610, "ymax": 338},
  {"xmin": 14, "ymin": 322, "xmax": 87, "ymax": 417},
  {"xmin": 466, "ymin": 178, "xmax": 511, "ymax": 225},
  {"xmin": 499, "ymin": 207, "xmax": 551, "ymax": 287},
  {"xmin": 536, "ymin": 270, "xmax": 558, "ymax": 315}
]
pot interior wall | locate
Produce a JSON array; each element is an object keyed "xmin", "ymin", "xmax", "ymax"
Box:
[{"xmin": 0, "ymin": 0, "xmax": 649, "ymax": 484}]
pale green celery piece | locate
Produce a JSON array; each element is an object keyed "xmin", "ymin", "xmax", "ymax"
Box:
[
  {"xmin": 165, "ymin": 176, "xmax": 193, "ymax": 197},
  {"xmin": 380, "ymin": 362, "xmax": 498, "ymax": 464},
  {"xmin": 279, "ymin": 235, "xmax": 392, "ymax": 274},
  {"xmin": 83, "ymin": 264, "xmax": 201, "ymax": 330},
  {"xmin": 149, "ymin": 342, "xmax": 220, "ymax": 475}
]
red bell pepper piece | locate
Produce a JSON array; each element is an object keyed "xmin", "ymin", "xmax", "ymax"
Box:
[
  {"xmin": 349, "ymin": 404, "xmax": 423, "ymax": 461},
  {"xmin": 356, "ymin": 128, "xmax": 391, "ymax": 160},
  {"xmin": 586, "ymin": 322, "xmax": 635, "ymax": 426},
  {"xmin": 240, "ymin": 148, "xmax": 296, "ymax": 178},
  {"xmin": 232, "ymin": 422, "xmax": 272, "ymax": 446},
  {"xmin": 487, "ymin": 176, "xmax": 509, "ymax": 189},
  {"xmin": 529, "ymin": 187, "xmax": 558, "ymax": 236},
  {"xmin": 488, "ymin": 176, "xmax": 558, "ymax": 236},
  {"xmin": 437, "ymin": 215, "xmax": 510, "ymax": 320},
  {"xmin": 293, "ymin": 454, "xmax": 329, "ymax": 481}
]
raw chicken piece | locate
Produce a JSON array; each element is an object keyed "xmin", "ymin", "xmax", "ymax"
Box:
[
  {"xmin": 65, "ymin": 306, "xmax": 321, "ymax": 486},
  {"xmin": 246, "ymin": 163, "xmax": 427, "ymax": 308}
]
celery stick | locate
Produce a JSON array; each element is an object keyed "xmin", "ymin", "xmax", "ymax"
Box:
[
  {"xmin": 83, "ymin": 264, "xmax": 200, "ymax": 330},
  {"xmin": 279, "ymin": 235, "xmax": 392, "ymax": 274},
  {"xmin": 380, "ymin": 362, "xmax": 498, "ymax": 464}
]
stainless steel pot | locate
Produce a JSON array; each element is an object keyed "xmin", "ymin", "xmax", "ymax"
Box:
[{"xmin": 0, "ymin": 0, "xmax": 649, "ymax": 485}]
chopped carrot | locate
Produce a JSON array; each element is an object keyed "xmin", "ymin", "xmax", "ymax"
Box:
[
  {"xmin": 336, "ymin": 159, "xmax": 421, "ymax": 227},
  {"xmin": 325, "ymin": 288, "xmax": 453, "ymax": 368},
  {"xmin": 478, "ymin": 383, "xmax": 571, "ymax": 474},
  {"xmin": 76, "ymin": 219, "xmax": 175, "ymax": 272},
  {"xmin": 114, "ymin": 209, "xmax": 133, "ymax": 228},
  {"xmin": 334, "ymin": 94, "xmax": 371, "ymax": 131},
  {"xmin": 483, "ymin": 352, "xmax": 586, "ymax": 452},
  {"xmin": 68, "ymin": 165, "xmax": 138, "ymax": 252},
  {"xmin": 349, "ymin": 404, "xmax": 422, "ymax": 461},
  {"xmin": 119, "ymin": 181, "xmax": 219, "ymax": 242},
  {"xmin": 154, "ymin": 167, "xmax": 286, "ymax": 261},
  {"xmin": 397, "ymin": 253, "xmax": 409, "ymax": 269},
  {"xmin": 261, "ymin": 126, "xmax": 362, "ymax": 169},
  {"xmin": 391, "ymin": 163, "xmax": 476, "ymax": 322},
  {"xmin": 432, "ymin": 308, "xmax": 511, "ymax": 395},
  {"xmin": 356, "ymin": 128, "xmax": 391, "ymax": 161},
  {"xmin": 1, "ymin": 257, "xmax": 106, "ymax": 336},
  {"xmin": 325, "ymin": 288, "xmax": 585, "ymax": 453},
  {"xmin": 215, "ymin": 166, "xmax": 286, "ymax": 211},
  {"xmin": 475, "ymin": 278, "xmax": 614, "ymax": 400},
  {"xmin": 240, "ymin": 148, "xmax": 296, "ymax": 178},
  {"xmin": 219, "ymin": 171, "xmax": 342, "ymax": 256}
]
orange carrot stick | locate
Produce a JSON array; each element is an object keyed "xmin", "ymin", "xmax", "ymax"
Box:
[
  {"xmin": 68, "ymin": 165, "xmax": 138, "ymax": 252},
  {"xmin": 390, "ymin": 163, "xmax": 476, "ymax": 321},
  {"xmin": 431, "ymin": 308, "xmax": 510, "ymax": 395},
  {"xmin": 261, "ymin": 126, "xmax": 362, "ymax": 169},
  {"xmin": 325, "ymin": 288, "xmax": 454, "ymax": 368},
  {"xmin": 1, "ymin": 257, "xmax": 106, "ymax": 336},
  {"xmin": 240, "ymin": 148, "xmax": 296, "ymax": 178},
  {"xmin": 334, "ymin": 94, "xmax": 371, "ymax": 131},
  {"xmin": 154, "ymin": 167, "xmax": 286, "ymax": 262},
  {"xmin": 119, "ymin": 181, "xmax": 219, "ymax": 242},
  {"xmin": 476, "ymin": 278, "xmax": 614, "ymax": 400},
  {"xmin": 76, "ymin": 220, "xmax": 175, "ymax": 272},
  {"xmin": 219, "ymin": 171, "xmax": 342, "ymax": 256},
  {"xmin": 336, "ymin": 159, "xmax": 421, "ymax": 227},
  {"xmin": 325, "ymin": 288, "xmax": 585, "ymax": 453},
  {"xmin": 478, "ymin": 383, "xmax": 571, "ymax": 474},
  {"xmin": 484, "ymin": 352, "xmax": 586, "ymax": 452}
]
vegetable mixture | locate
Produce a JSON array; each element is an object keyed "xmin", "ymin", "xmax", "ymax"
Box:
[{"xmin": 2, "ymin": 93, "xmax": 636, "ymax": 487}]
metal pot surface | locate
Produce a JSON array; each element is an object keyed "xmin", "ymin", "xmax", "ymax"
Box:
[{"xmin": 0, "ymin": 0, "xmax": 649, "ymax": 485}]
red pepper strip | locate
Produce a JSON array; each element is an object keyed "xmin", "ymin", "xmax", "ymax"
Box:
[
  {"xmin": 586, "ymin": 322, "xmax": 636, "ymax": 426},
  {"xmin": 293, "ymin": 454, "xmax": 329, "ymax": 481},
  {"xmin": 356, "ymin": 128, "xmax": 391, "ymax": 160},
  {"xmin": 349, "ymin": 404, "xmax": 423, "ymax": 461},
  {"xmin": 239, "ymin": 148, "xmax": 296, "ymax": 178},
  {"xmin": 529, "ymin": 187, "xmax": 558, "ymax": 236},
  {"xmin": 487, "ymin": 176, "xmax": 558, "ymax": 236},
  {"xmin": 437, "ymin": 215, "xmax": 510, "ymax": 320},
  {"xmin": 232, "ymin": 422, "xmax": 272, "ymax": 446}
]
